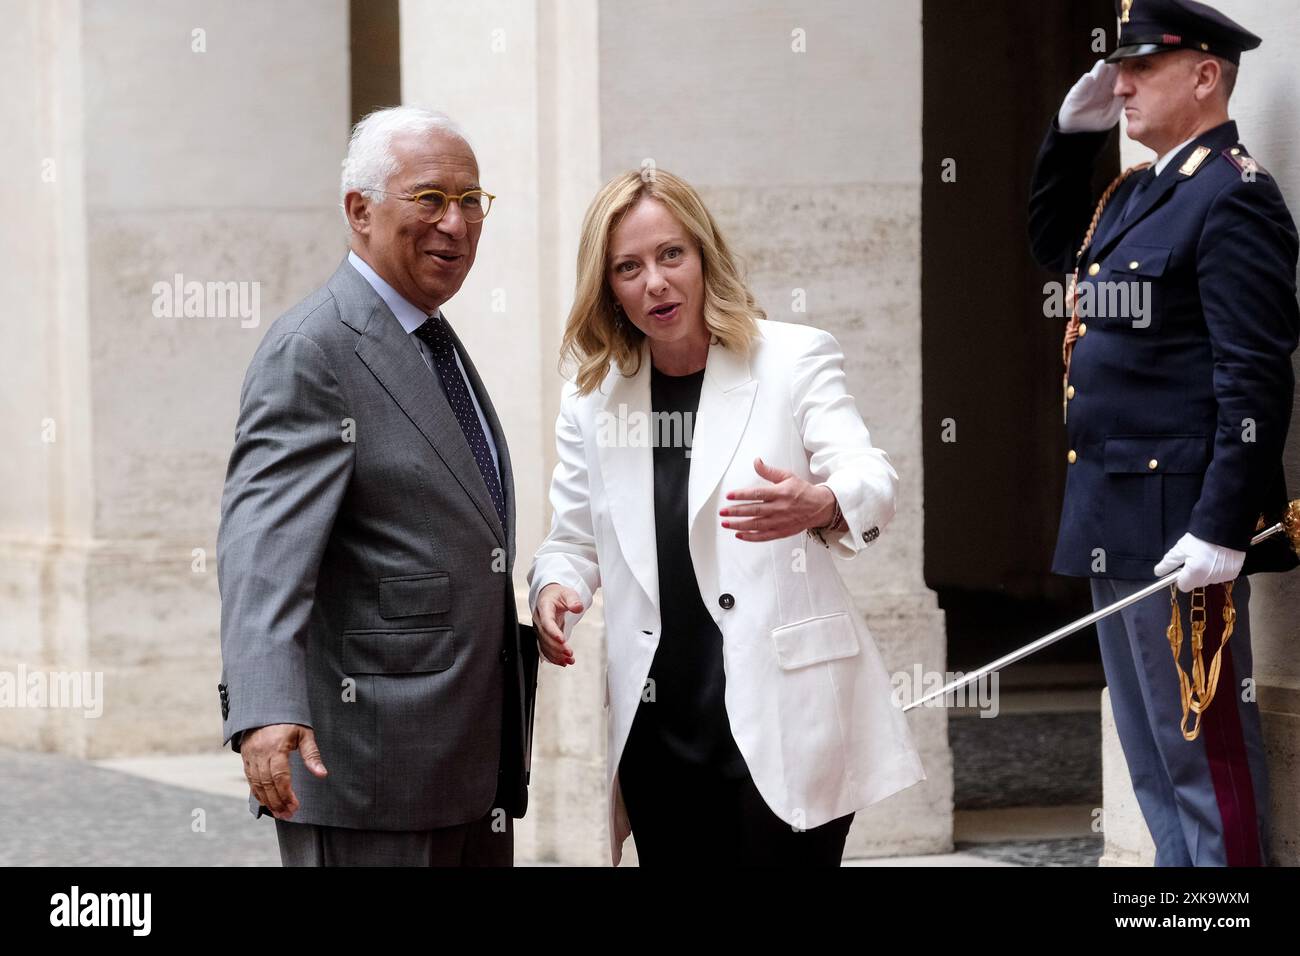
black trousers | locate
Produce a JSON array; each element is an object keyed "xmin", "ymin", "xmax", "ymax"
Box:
[{"xmin": 618, "ymin": 746, "xmax": 854, "ymax": 866}]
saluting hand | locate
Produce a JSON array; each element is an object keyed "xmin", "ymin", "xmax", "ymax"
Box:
[
  {"xmin": 1059, "ymin": 58, "xmax": 1124, "ymax": 133},
  {"xmin": 721, "ymin": 457, "xmax": 841, "ymax": 542}
]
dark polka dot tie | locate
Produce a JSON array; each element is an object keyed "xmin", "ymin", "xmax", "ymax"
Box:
[{"xmin": 414, "ymin": 314, "xmax": 506, "ymax": 529}]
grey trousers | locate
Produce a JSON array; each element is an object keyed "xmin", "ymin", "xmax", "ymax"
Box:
[
  {"xmin": 1092, "ymin": 576, "xmax": 1269, "ymax": 866},
  {"xmin": 274, "ymin": 810, "xmax": 514, "ymax": 867}
]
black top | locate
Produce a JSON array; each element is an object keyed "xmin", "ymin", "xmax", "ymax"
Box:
[{"xmin": 623, "ymin": 364, "xmax": 748, "ymax": 779}]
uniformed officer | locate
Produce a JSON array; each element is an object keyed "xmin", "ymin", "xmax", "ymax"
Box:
[{"xmin": 1028, "ymin": 0, "xmax": 1299, "ymax": 866}]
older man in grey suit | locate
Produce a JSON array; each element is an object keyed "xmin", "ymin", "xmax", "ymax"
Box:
[{"xmin": 217, "ymin": 107, "xmax": 537, "ymax": 866}]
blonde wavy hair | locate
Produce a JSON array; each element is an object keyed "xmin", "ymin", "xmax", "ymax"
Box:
[{"xmin": 560, "ymin": 168, "xmax": 764, "ymax": 396}]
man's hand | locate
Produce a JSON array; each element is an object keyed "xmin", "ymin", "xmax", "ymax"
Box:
[
  {"xmin": 1154, "ymin": 533, "xmax": 1246, "ymax": 592},
  {"xmin": 240, "ymin": 723, "xmax": 328, "ymax": 820},
  {"xmin": 1058, "ymin": 59, "xmax": 1124, "ymax": 133},
  {"xmin": 721, "ymin": 457, "xmax": 842, "ymax": 542},
  {"xmin": 533, "ymin": 583, "xmax": 581, "ymax": 666}
]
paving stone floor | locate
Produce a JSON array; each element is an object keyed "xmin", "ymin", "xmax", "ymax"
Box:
[{"xmin": 1, "ymin": 702, "xmax": 1107, "ymax": 867}]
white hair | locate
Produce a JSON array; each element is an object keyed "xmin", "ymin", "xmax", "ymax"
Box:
[{"xmin": 339, "ymin": 106, "xmax": 473, "ymax": 229}]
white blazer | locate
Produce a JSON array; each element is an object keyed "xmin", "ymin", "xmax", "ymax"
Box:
[{"xmin": 527, "ymin": 320, "xmax": 925, "ymax": 864}]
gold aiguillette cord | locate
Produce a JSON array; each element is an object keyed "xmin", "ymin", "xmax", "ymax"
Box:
[{"xmin": 1166, "ymin": 581, "xmax": 1236, "ymax": 742}]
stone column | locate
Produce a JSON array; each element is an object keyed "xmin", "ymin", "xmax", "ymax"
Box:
[{"xmin": 0, "ymin": 0, "xmax": 350, "ymax": 756}]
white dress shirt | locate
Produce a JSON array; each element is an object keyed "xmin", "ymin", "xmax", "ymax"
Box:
[{"xmin": 347, "ymin": 251, "xmax": 500, "ymax": 475}]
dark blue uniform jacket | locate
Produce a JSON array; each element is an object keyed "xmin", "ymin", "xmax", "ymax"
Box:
[{"xmin": 1029, "ymin": 117, "xmax": 1298, "ymax": 579}]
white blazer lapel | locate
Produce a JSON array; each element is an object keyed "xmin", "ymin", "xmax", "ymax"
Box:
[
  {"xmin": 595, "ymin": 347, "xmax": 659, "ymax": 611},
  {"xmin": 687, "ymin": 341, "xmax": 756, "ymax": 537},
  {"xmin": 595, "ymin": 340, "xmax": 756, "ymax": 612}
]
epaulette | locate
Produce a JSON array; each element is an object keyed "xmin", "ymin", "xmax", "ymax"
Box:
[{"xmin": 1221, "ymin": 145, "xmax": 1269, "ymax": 178}]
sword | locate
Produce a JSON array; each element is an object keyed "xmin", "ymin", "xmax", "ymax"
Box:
[{"xmin": 902, "ymin": 500, "xmax": 1300, "ymax": 712}]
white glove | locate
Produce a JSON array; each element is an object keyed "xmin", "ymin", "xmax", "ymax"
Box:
[
  {"xmin": 1154, "ymin": 533, "xmax": 1246, "ymax": 592},
  {"xmin": 1058, "ymin": 59, "xmax": 1124, "ymax": 133}
]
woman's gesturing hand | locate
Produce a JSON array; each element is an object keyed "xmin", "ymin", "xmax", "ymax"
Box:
[
  {"xmin": 533, "ymin": 583, "xmax": 582, "ymax": 666},
  {"xmin": 720, "ymin": 457, "xmax": 842, "ymax": 542}
]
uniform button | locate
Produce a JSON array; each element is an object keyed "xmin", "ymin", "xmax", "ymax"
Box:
[
  {"xmin": 1129, "ymin": 261, "xmax": 1140, "ymax": 270},
  {"xmin": 1231, "ymin": 147, "xmax": 1241, "ymax": 156},
  {"xmin": 1078, "ymin": 323, "xmax": 1088, "ymax": 337},
  {"xmin": 1087, "ymin": 263, "xmax": 1100, "ymax": 276},
  {"xmin": 1148, "ymin": 459, "xmax": 1158, "ymax": 470},
  {"xmin": 718, "ymin": 593, "xmax": 735, "ymax": 610},
  {"xmin": 1066, "ymin": 385, "xmax": 1076, "ymax": 399},
  {"xmin": 1068, "ymin": 450, "xmax": 1077, "ymax": 464}
]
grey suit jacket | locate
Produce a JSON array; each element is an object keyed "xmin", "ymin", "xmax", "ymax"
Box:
[{"xmin": 217, "ymin": 257, "xmax": 535, "ymax": 830}]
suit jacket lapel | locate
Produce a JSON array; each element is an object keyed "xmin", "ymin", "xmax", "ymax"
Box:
[
  {"xmin": 330, "ymin": 259, "xmax": 507, "ymax": 550},
  {"xmin": 595, "ymin": 346, "xmax": 659, "ymax": 611},
  {"xmin": 1092, "ymin": 121, "xmax": 1239, "ymax": 260},
  {"xmin": 687, "ymin": 341, "xmax": 756, "ymax": 538},
  {"xmin": 442, "ymin": 315, "xmax": 513, "ymax": 558}
]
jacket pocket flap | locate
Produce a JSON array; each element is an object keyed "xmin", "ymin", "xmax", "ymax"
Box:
[
  {"xmin": 1104, "ymin": 435, "xmax": 1209, "ymax": 474},
  {"xmin": 771, "ymin": 612, "xmax": 860, "ymax": 670},
  {"xmin": 1108, "ymin": 243, "xmax": 1171, "ymax": 277},
  {"xmin": 379, "ymin": 571, "xmax": 450, "ymax": 619},
  {"xmin": 342, "ymin": 628, "xmax": 455, "ymax": 674}
]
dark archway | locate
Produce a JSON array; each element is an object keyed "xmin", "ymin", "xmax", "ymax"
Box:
[
  {"xmin": 923, "ymin": 0, "xmax": 1120, "ymax": 673},
  {"xmin": 922, "ymin": 2, "xmax": 1122, "ymax": 836}
]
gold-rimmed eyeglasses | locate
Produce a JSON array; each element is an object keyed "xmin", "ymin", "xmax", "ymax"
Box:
[{"xmin": 366, "ymin": 187, "xmax": 496, "ymax": 224}]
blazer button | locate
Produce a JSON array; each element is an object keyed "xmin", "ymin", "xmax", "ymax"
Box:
[
  {"xmin": 718, "ymin": 593, "xmax": 735, "ymax": 610},
  {"xmin": 500, "ymin": 648, "xmax": 511, "ymax": 665}
]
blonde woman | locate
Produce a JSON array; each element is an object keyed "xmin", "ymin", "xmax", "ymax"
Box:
[{"xmin": 527, "ymin": 169, "xmax": 924, "ymax": 866}]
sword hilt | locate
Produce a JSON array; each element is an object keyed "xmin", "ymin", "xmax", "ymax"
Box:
[
  {"xmin": 1251, "ymin": 498, "xmax": 1300, "ymax": 553},
  {"xmin": 1281, "ymin": 499, "xmax": 1300, "ymax": 554}
]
